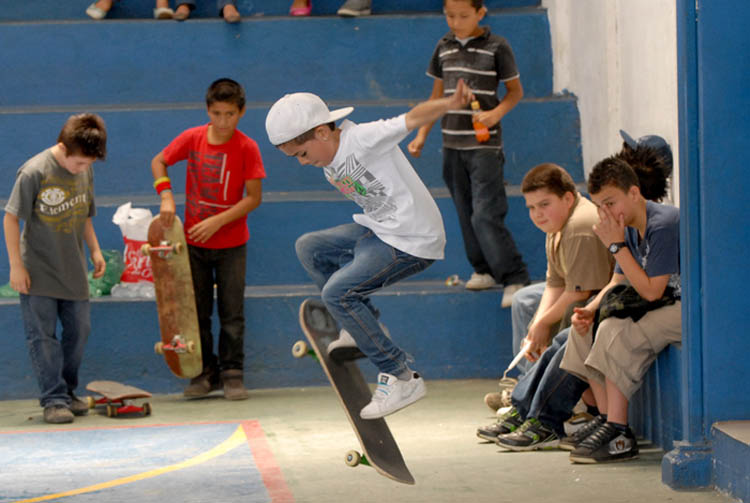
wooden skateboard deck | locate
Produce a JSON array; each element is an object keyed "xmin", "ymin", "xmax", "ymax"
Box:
[
  {"xmin": 294, "ymin": 298, "xmax": 415, "ymax": 485},
  {"xmin": 143, "ymin": 215, "xmax": 202, "ymax": 379},
  {"xmin": 85, "ymin": 380, "xmax": 152, "ymax": 417}
]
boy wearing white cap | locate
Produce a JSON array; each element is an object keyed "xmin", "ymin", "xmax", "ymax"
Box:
[{"xmin": 266, "ymin": 80, "xmax": 473, "ymax": 419}]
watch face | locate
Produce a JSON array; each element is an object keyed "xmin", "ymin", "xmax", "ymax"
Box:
[{"xmin": 609, "ymin": 242, "xmax": 622, "ymax": 253}]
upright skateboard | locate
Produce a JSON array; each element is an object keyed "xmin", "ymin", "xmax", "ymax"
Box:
[
  {"xmin": 293, "ymin": 298, "xmax": 415, "ymax": 485},
  {"xmin": 86, "ymin": 380, "xmax": 152, "ymax": 418},
  {"xmin": 142, "ymin": 215, "xmax": 202, "ymax": 379}
]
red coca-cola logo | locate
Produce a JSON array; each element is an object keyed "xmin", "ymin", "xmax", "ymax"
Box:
[{"xmin": 121, "ymin": 238, "xmax": 153, "ymax": 283}]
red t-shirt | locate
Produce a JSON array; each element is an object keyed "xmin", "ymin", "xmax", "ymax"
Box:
[{"xmin": 162, "ymin": 125, "xmax": 265, "ymax": 249}]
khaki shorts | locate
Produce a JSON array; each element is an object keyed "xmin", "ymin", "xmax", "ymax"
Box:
[{"xmin": 560, "ymin": 301, "xmax": 681, "ymax": 399}]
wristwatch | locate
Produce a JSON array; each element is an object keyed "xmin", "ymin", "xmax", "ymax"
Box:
[{"xmin": 608, "ymin": 241, "xmax": 627, "ymax": 254}]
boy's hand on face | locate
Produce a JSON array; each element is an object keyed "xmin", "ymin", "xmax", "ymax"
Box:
[
  {"xmin": 593, "ymin": 204, "xmax": 626, "ymax": 246},
  {"xmin": 91, "ymin": 249, "xmax": 106, "ymax": 279},
  {"xmin": 571, "ymin": 306, "xmax": 595, "ymax": 335},
  {"xmin": 9, "ymin": 264, "xmax": 30, "ymax": 294},
  {"xmin": 187, "ymin": 215, "xmax": 222, "ymax": 244}
]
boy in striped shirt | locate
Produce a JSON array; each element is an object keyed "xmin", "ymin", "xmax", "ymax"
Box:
[{"xmin": 409, "ymin": 0, "xmax": 528, "ymax": 306}]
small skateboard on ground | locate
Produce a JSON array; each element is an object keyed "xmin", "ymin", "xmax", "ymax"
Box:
[
  {"xmin": 293, "ymin": 298, "xmax": 415, "ymax": 485},
  {"xmin": 86, "ymin": 380, "xmax": 152, "ymax": 418},
  {"xmin": 142, "ymin": 215, "xmax": 202, "ymax": 379}
]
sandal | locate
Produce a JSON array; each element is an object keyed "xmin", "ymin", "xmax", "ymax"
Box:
[
  {"xmin": 153, "ymin": 6, "xmax": 174, "ymax": 19},
  {"xmin": 289, "ymin": 0, "xmax": 311, "ymax": 16}
]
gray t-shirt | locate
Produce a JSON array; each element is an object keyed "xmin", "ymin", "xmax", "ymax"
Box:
[{"xmin": 5, "ymin": 148, "xmax": 96, "ymax": 300}]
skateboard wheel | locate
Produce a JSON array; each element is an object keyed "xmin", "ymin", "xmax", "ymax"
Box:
[
  {"xmin": 143, "ymin": 402, "xmax": 152, "ymax": 416},
  {"xmin": 154, "ymin": 341, "xmax": 164, "ymax": 355},
  {"xmin": 345, "ymin": 450, "xmax": 361, "ymax": 467},
  {"xmin": 187, "ymin": 341, "xmax": 196, "ymax": 353},
  {"xmin": 292, "ymin": 340, "xmax": 308, "ymax": 358},
  {"xmin": 140, "ymin": 243, "xmax": 151, "ymax": 256},
  {"xmin": 106, "ymin": 404, "xmax": 118, "ymax": 418},
  {"xmin": 86, "ymin": 396, "xmax": 96, "ymax": 409},
  {"xmin": 173, "ymin": 242, "xmax": 183, "ymax": 254}
]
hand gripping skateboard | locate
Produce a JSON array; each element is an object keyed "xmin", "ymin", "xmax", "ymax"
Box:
[
  {"xmin": 293, "ymin": 298, "xmax": 415, "ymax": 485},
  {"xmin": 85, "ymin": 380, "xmax": 152, "ymax": 418},
  {"xmin": 142, "ymin": 215, "xmax": 202, "ymax": 379}
]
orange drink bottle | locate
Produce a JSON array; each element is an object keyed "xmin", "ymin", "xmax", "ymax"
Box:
[{"xmin": 471, "ymin": 101, "xmax": 490, "ymax": 143}]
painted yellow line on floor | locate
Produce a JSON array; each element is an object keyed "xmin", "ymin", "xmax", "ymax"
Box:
[{"xmin": 12, "ymin": 425, "xmax": 247, "ymax": 503}]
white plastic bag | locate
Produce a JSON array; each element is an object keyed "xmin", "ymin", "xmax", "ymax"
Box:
[{"xmin": 112, "ymin": 202, "xmax": 154, "ymax": 284}]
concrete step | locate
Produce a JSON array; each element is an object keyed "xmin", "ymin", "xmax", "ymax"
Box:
[
  {"xmin": 0, "ymin": 96, "xmax": 580, "ymax": 197},
  {"xmin": 0, "ymin": 0, "xmax": 541, "ymax": 21},
  {"xmin": 0, "ymin": 195, "xmax": 549, "ymax": 287},
  {"xmin": 0, "ymin": 9, "xmax": 553, "ymax": 108},
  {"xmin": 0, "ymin": 281, "xmax": 514, "ymax": 399},
  {"xmin": 712, "ymin": 421, "xmax": 750, "ymax": 503}
]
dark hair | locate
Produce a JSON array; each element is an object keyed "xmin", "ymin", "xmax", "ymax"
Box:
[
  {"xmin": 615, "ymin": 144, "xmax": 672, "ymax": 202},
  {"xmin": 286, "ymin": 122, "xmax": 335, "ymax": 146},
  {"xmin": 588, "ymin": 156, "xmax": 640, "ymax": 195},
  {"xmin": 444, "ymin": 0, "xmax": 484, "ymax": 8},
  {"xmin": 521, "ymin": 163, "xmax": 577, "ymax": 198},
  {"xmin": 57, "ymin": 113, "xmax": 107, "ymax": 159},
  {"xmin": 206, "ymin": 78, "xmax": 246, "ymax": 110}
]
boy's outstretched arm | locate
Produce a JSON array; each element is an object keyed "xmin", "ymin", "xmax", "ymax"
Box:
[
  {"xmin": 3, "ymin": 212, "xmax": 30, "ymax": 294},
  {"xmin": 407, "ymin": 79, "xmax": 445, "ymax": 158},
  {"xmin": 405, "ymin": 78, "xmax": 472, "ymax": 132},
  {"xmin": 151, "ymin": 151, "xmax": 176, "ymax": 227},
  {"xmin": 475, "ymin": 77, "xmax": 523, "ymax": 128}
]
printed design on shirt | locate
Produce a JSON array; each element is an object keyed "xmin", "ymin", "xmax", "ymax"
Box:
[
  {"xmin": 185, "ymin": 151, "xmax": 234, "ymax": 226},
  {"xmin": 639, "ymin": 240, "xmax": 681, "ymax": 298},
  {"xmin": 327, "ymin": 154, "xmax": 396, "ymax": 222},
  {"xmin": 35, "ymin": 176, "xmax": 90, "ymax": 233}
]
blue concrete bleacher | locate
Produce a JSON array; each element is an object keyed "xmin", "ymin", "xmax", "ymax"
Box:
[{"xmin": 0, "ymin": 2, "xmax": 583, "ymax": 404}]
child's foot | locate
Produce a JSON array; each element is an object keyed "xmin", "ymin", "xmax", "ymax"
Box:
[
  {"xmin": 495, "ymin": 418, "xmax": 559, "ymax": 451},
  {"xmin": 69, "ymin": 393, "xmax": 89, "ymax": 416},
  {"xmin": 501, "ymin": 282, "xmax": 526, "ymax": 308},
  {"xmin": 184, "ymin": 369, "xmax": 222, "ymax": 397},
  {"xmin": 569, "ymin": 422, "xmax": 639, "ymax": 463},
  {"xmin": 476, "ymin": 406, "xmax": 523, "ymax": 442},
  {"xmin": 337, "ymin": 0, "xmax": 371, "ymax": 17},
  {"xmin": 174, "ymin": 4, "xmax": 191, "ymax": 21},
  {"xmin": 465, "ymin": 272, "xmax": 496, "ymax": 291},
  {"xmin": 44, "ymin": 405, "xmax": 74, "ymax": 424},
  {"xmin": 154, "ymin": 0, "xmax": 174, "ymax": 19},
  {"xmin": 222, "ymin": 4, "xmax": 241, "ymax": 23},
  {"xmin": 360, "ymin": 372, "xmax": 425, "ymax": 419},
  {"xmin": 559, "ymin": 414, "xmax": 604, "ymax": 451},
  {"xmin": 289, "ymin": 0, "xmax": 312, "ymax": 16},
  {"xmin": 86, "ymin": 0, "xmax": 112, "ymax": 19},
  {"xmin": 222, "ymin": 369, "xmax": 249, "ymax": 400}
]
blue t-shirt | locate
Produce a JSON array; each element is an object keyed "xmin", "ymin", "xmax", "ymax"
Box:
[{"xmin": 614, "ymin": 201, "xmax": 680, "ymax": 298}]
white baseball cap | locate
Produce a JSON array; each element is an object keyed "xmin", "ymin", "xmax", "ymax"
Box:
[{"xmin": 265, "ymin": 93, "xmax": 353, "ymax": 146}]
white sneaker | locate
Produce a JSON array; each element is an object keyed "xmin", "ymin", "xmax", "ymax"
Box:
[
  {"xmin": 465, "ymin": 272, "xmax": 497, "ymax": 290},
  {"xmin": 360, "ymin": 372, "xmax": 426, "ymax": 419},
  {"xmin": 501, "ymin": 282, "xmax": 525, "ymax": 308},
  {"xmin": 327, "ymin": 324, "xmax": 391, "ymax": 355}
]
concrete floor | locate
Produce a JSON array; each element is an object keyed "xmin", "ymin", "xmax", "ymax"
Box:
[{"xmin": 0, "ymin": 379, "xmax": 733, "ymax": 503}]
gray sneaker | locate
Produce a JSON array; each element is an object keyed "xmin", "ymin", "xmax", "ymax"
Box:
[
  {"xmin": 337, "ymin": 0, "xmax": 371, "ymax": 17},
  {"xmin": 69, "ymin": 393, "xmax": 89, "ymax": 416},
  {"xmin": 44, "ymin": 405, "xmax": 74, "ymax": 424}
]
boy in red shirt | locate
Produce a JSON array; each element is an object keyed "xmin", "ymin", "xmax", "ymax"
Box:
[{"xmin": 151, "ymin": 78, "xmax": 265, "ymax": 400}]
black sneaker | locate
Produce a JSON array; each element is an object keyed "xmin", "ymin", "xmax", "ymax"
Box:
[
  {"xmin": 476, "ymin": 407, "xmax": 523, "ymax": 441},
  {"xmin": 559, "ymin": 414, "xmax": 604, "ymax": 451},
  {"xmin": 569, "ymin": 422, "xmax": 639, "ymax": 463},
  {"xmin": 495, "ymin": 418, "xmax": 559, "ymax": 451}
]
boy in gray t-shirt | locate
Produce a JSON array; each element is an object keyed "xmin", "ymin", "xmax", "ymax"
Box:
[{"xmin": 4, "ymin": 113, "xmax": 107, "ymax": 424}]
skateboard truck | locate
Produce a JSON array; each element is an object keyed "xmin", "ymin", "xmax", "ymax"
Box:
[
  {"xmin": 141, "ymin": 240, "xmax": 183, "ymax": 259},
  {"xmin": 155, "ymin": 335, "xmax": 196, "ymax": 355},
  {"xmin": 345, "ymin": 450, "xmax": 371, "ymax": 468}
]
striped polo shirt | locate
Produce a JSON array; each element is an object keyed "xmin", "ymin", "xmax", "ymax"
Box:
[{"xmin": 427, "ymin": 27, "xmax": 519, "ymax": 150}]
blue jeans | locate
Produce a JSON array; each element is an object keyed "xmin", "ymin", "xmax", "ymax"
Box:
[
  {"xmin": 442, "ymin": 148, "xmax": 528, "ymax": 286},
  {"xmin": 511, "ymin": 328, "xmax": 588, "ymax": 436},
  {"xmin": 295, "ymin": 223, "xmax": 433, "ymax": 375},
  {"xmin": 189, "ymin": 243, "xmax": 246, "ymax": 373},
  {"xmin": 511, "ymin": 282, "xmax": 544, "ymax": 376},
  {"xmin": 20, "ymin": 294, "xmax": 90, "ymax": 408}
]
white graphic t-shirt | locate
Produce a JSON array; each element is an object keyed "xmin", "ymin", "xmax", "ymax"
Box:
[{"xmin": 325, "ymin": 115, "xmax": 446, "ymax": 260}]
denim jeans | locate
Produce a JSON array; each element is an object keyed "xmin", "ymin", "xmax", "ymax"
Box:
[
  {"xmin": 20, "ymin": 294, "xmax": 90, "ymax": 408},
  {"xmin": 295, "ymin": 223, "xmax": 434, "ymax": 376},
  {"xmin": 177, "ymin": 0, "xmax": 235, "ymax": 15},
  {"xmin": 188, "ymin": 243, "xmax": 246, "ymax": 373},
  {"xmin": 511, "ymin": 328, "xmax": 588, "ymax": 436},
  {"xmin": 442, "ymin": 148, "xmax": 528, "ymax": 286},
  {"xmin": 511, "ymin": 282, "xmax": 544, "ymax": 376}
]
